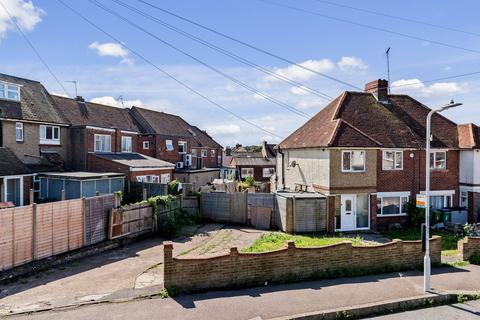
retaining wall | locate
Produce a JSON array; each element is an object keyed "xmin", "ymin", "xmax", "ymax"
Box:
[{"xmin": 459, "ymin": 237, "xmax": 480, "ymax": 260}]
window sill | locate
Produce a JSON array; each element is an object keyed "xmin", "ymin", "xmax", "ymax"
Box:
[
  {"xmin": 40, "ymin": 143, "xmax": 62, "ymax": 147},
  {"xmin": 382, "ymin": 168, "xmax": 403, "ymax": 171},
  {"xmin": 341, "ymin": 170, "xmax": 366, "ymax": 173}
]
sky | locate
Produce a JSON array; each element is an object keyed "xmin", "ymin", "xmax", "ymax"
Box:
[{"xmin": 0, "ymin": 0, "xmax": 479, "ymax": 147}]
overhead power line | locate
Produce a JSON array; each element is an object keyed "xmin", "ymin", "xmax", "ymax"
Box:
[
  {"xmin": 110, "ymin": 0, "xmax": 335, "ymax": 102},
  {"xmin": 0, "ymin": 1, "xmax": 72, "ymax": 97},
  {"xmin": 258, "ymin": 0, "xmax": 480, "ymax": 55},
  {"xmin": 135, "ymin": 0, "xmax": 362, "ymax": 90},
  {"xmin": 311, "ymin": 0, "xmax": 480, "ymax": 38},
  {"xmin": 90, "ymin": 0, "xmax": 311, "ymax": 118},
  {"xmin": 55, "ymin": 0, "xmax": 284, "ymax": 139}
]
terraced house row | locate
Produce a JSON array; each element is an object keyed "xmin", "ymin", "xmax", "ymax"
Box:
[
  {"xmin": 0, "ymin": 73, "xmax": 223, "ymax": 206},
  {"xmin": 276, "ymin": 79, "xmax": 480, "ymax": 231}
]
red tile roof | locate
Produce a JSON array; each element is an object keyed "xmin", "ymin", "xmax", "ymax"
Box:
[
  {"xmin": 278, "ymin": 91, "xmax": 459, "ymax": 149},
  {"xmin": 458, "ymin": 123, "xmax": 480, "ymax": 149}
]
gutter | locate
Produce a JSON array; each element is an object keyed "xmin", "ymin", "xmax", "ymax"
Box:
[{"xmin": 277, "ymin": 146, "xmax": 285, "ymax": 190}]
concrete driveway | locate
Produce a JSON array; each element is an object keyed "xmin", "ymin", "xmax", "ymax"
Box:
[{"xmin": 0, "ymin": 224, "xmax": 266, "ymax": 315}]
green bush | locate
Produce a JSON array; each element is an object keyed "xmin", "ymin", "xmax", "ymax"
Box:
[
  {"xmin": 245, "ymin": 176, "xmax": 255, "ymax": 187},
  {"xmin": 406, "ymin": 199, "xmax": 425, "ymax": 227},
  {"xmin": 168, "ymin": 179, "xmax": 182, "ymax": 195},
  {"xmin": 470, "ymin": 252, "xmax": 480, "ymax": 265}
]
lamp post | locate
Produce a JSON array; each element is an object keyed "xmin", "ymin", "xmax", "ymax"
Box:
[{"xmin": 424, "ymin": 100, "xmax": 462, "ymax": 292}]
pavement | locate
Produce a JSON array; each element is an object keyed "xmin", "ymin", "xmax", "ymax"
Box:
[
  {"xmin": 367, "ymin": 299, "xmax": 480, "ymax": 319},
  {"xmin": 0, "ymin": 224, "xmax": 266, "ymax": 316},
  {"xmin": 6, "ymin": 264, "xmax": 480, "ymax": 320}
]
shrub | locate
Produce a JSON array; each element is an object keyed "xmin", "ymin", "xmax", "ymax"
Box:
[
  {"xmin": 245, "ymin": 176, "xmax": 255, "ymax": 187},
  {"xmin": 168, "ymin": 179, "xmax": 182, "ymax": 195},
  {"xmin": 406, "ymin": 199, "xmax": 425, "ymax": 227},
  {"xmin": 470, "ymin": 252, "xmax": 480, "ymax": 265},
  {"xmin": 464, "ymin": 223, "xmax": 480, "ymax": 237}
]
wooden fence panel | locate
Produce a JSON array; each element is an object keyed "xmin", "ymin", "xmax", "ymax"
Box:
[
  {"xmin": 231, "ymin": 193, "xmax": 247, "ymax": 224},
  {"xmin": 52, "ymin": 201, "xmax": 68, "ymax": 255},
  {"xmin": 110, "ymin": 203, "xmax": 154, "ymax": 239},
  {"xmin": 182, "ymin": 196, "xmax": 199, "ymax": 215},
  {"xmin": 68, "ymin": 199, "xmax": 84, "ymax": 250},
  {"xmin": 13, "ymin": 206, "xmax": 34, "ymax": 267},
  {"xmin": 35, "ymin": 203, "xmax": 54, "ymax": 260},
  {"xmin": 0, "ymin": 208, "xmax": 14, "ymax": 271},
  {"xmin": 201, "ymin": 193, "xmax": 231, "ymax": 222},
  {"xmin": 84, "ymin": 195, "xmax": 115, "ymax": 245}
]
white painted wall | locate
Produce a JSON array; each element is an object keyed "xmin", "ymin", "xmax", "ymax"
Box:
[
  {"xmin": 460, "ymin": 150, "xmax": 474, "ymax": 184},
  {"xmin": 276, "ymin": 148, "xmax": 330, "ymax": 192}
]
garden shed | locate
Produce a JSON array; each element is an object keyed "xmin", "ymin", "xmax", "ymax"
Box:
[{"xmin": 39, "ymin": 172, "xmax": 125, "ymax": 201}]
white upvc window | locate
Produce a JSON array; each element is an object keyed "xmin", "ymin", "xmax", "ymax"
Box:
[
  {"xmin": 121, "ymin": 136, "xmax": 132, "ymax": 153},
  {"xmin": 191, "ymin": 149, "xmax": 197, "ymax": 156},
  {"xmin": 241, "ymin": 167, "xmax": 254, "ymax": 178},
  {"xmin": 430, "ymin": 150, "xmax": 447, "ymax": 170},
  {"xmin": 160, "ymin": 173, "xmax": 171, "ymax": 184},
  {"xmin": 420, "ymin": 190, "xmax": 455, "ymax": 210},
  {"xmin": 377, "ymin": 192, "xmax": 410, "ymax": 216},
  {"xmin": 136, "ymin": 175, "xmax": 160, "ymax": 183},
  {"xmin": 15, "ymin": 122, "xmax": 23, "ymax": 142},
  {"xmin": 460, "ymin": 191, "xmax": 469, "ymax": 208},
  {"xmin": 262, "ymin": 167, "xmax": 275, "ymax": 178},
  {"xmin": 211, "ymin": 149, "xmax": 216, "ymax": 157},
  {"xmin": 178, "ymin": 141, "xmax": 187, "ymax": 153},
  {"xmin": 39, "ymin": 125, "xmax": 60, "ymax": 145},
  {"xmin": 143, "ymin": 141, "xmax": 149, "ymax": 150},
  {"xmin": 0, "ymin": 82, "xmax": 20, "ymax": 101},
  {"xmin": 341, "ymin": 150, "xmax": 365, "ymax": 172},
  {"xmin": 94, "ymin": 134, "xmax": 111, "ymax": 152},
  {"xmin": 201, "ymin": 149, "xmax": 207, "ymax": 157},
  {"xmin": 382, "ymin": 150, "xmax": 403, "ymax": 170},
  {"xmin": 166, "ymin": 139, "xmax": 174, "ymax": 151}
]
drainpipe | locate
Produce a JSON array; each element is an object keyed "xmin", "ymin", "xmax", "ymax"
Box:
[{"xmin": 277, "ymin": 146, "xmax": 285, "ymax": 190}]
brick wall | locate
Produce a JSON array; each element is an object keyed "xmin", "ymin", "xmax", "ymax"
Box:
[
  {"xmin": 137, "ymin": 135, "xmax": 155, "ymax": 157},
  {"xmin": 459, "ymin": 237, "xmax": 480, "ymax": 260},
  {"xmin": 86, "ymin": 129, "xmax": 138, "ymax": 153},
  {"xmin": 164, "ymin": 236, "xmax": 442, "ymax": 293}
]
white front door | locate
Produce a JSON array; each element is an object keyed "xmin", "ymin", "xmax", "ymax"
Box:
[{"xmin": 341, "ymin": 195, "xmax": 356, "ymax": 231}]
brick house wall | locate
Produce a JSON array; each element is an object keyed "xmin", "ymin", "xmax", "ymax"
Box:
[
  {"xmin": 86, "ymin": 128, "xmax": 138, "ymax": 153},
  {"xmin": 164, "ymin": 237, "xmax": 442, "ymax": 293},
  {"xmin": 137, "ymin": 135, "xmax": 156, "ymax": 158}
]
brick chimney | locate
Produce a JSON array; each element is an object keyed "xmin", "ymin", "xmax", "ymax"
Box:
[
  {"xmin": 75, "ymin": 96, "xmax": 85, "ymax": 102},
  {"xmin": 364, "ymin": 79, "xmax": 388, "ymax": 103}
]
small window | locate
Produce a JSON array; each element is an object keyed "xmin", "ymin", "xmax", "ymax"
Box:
[
  {"xmin": 211, "ymin": 149, "xmax": 216, "ymax": 157},
  {"xmin": 241, "ymin": 168, "xmax": 254, "ymax": 178},
  {"xmin": 39, "ymin": 125, "xmax": 60, "ymax": 145},
  {"xmin": 191, "ymin": 149, "xmax": 197, "ymax": 156},
  {"xmin": 161, "ymin": 173, "xmax": 171, "ymax": 184},
  {"xmin": 0, "ymin": 82, "xmax": 20, "ymax": 101},
  {"xmin": 121, "ymin": 136, "xmax": 132, "ymax": 152},
  {"xmin": 15, "ymin": 122, "xmax": 23, "ymax": 142},
  {"xmin": 143, "ymin": 141, "xmax": 149, "ymax": 150},
  {"xmin": 201, "ymin": 149, "xmax": 207, "ymax": 157},
  {"xmin": 430, "ymin": 151, "xmax": 446, "ymax": 170},
  {"xmin": 178, "ymin": 141, "xmax": 187, "ymax": 153},
  {"xmin": 94, "ymin": 134, "xmax": 111, "ymax": 152},
  {"xmin": 262, "ymin": 167, "xmax": 275, "ymax": 178},
  {"xmin": 342, "ymin": 150, "xmax": 365, "ymax": 172},
  {"xmin": 382, "ymin": 150, "xmax": 403, "ymax": 170},
  {"xmin": 430, "ymin": 194, "xmax": 452, "ymax": 209},
  {"xmin": 460, "ymin": 191, "xmax": 469, "ymax": 208},
  {"xmin": 166, "ymin": 139, "xmax": 174, "ymax": 151}
]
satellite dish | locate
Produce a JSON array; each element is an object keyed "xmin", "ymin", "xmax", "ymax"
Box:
[{"xmin": 290, "ymin": 161, "xmax": 297, "ymax": 167}]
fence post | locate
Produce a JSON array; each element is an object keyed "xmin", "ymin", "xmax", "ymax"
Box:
[
  {"xmin": 61, "ymin": 189, "xmax": 66, "ymax": 201},
  {"xmin": 32, "ymin": 203, "xmax": 37, "ymax": 260},
  {"xmin": 29, "ymin": 188, "xmax": 34, "ymax": 205},
  {"xmin": 143, "ymin": 188, "xmax": 147, "ymax": 201},
  {"xmin": 82, "ymin": 197, "xmax": 86, "ymax": 246}
]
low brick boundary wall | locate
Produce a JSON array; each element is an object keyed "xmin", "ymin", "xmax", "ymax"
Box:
[
  {"xmin": 164, "ymin": 236, "xmax": 442, "ymax": 293},
  {"xmin": 458, "ymin": 237, "xmax": 480, "ymax": 260}
]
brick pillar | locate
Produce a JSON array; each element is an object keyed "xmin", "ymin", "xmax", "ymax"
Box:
[
  {"xmin": 163, "ymin": 242, "xmax": 174, "ymax": 289},
  {"xmin": 327, "ymin": 196, "xmax": 336, "ymax": 233},
  {"xmin": 468, "ymin": 192, "xmax": 478, "ymax": 224},
  {"xmin": 370, "ymin": 194, "xmax": 377, "ymax": 231}
]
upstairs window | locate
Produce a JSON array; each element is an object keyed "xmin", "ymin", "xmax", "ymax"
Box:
[
  {"xmin": 382, "ymin": 150, "xmax": 403, "ymax": 170},
  {"xmin": 341, "ymin": 150, "xmax": 365, "ymax": 172},
  {"xmin": 201, "ymin": 149, "xmax": 207, "ymax": 157},
  {"xmin": 15, "ymin": 122, "xmax": 23, "ymax": 142},
  {"xmin": 165, "ymin": 139, "xmax": 174, "ymax": 151},
  {"xmin": 40, "ymin": 125, "xmax": 60, "ymax": 145},
  {"xmin": 211, "ymin": 149, "xmax": 216, "ymax": 157},
  {"xmin": 121, "ymin": 136, "xmax": 132, "ymax": 152},
  {"xmin": 241, "ymin": 168, "xmax": 254, "ymax": 178},
  {"xmin": 94, "ymin": 134, "xmax": 111, "ymax": 152},
  {"xmin": 178, "ymin": 141, "xmax": 187, "ymax": 153},
  {"xmin": 143, "ymin": 141, "xmax": 149, "ymax": 150},
  {"xmin": 263, "ymin": 167, "xmax": 275, "ymax": 178},
  {"xmin": 0, "ymin": 82, "xmax": 20, "ymax": 101},
  {"xmin": 430, "ymin": 151, "xmax": 446, "ymax": 170},
  {"xmin": 191, "ymin": 149, "xmax": 197, "ymax": 156}
]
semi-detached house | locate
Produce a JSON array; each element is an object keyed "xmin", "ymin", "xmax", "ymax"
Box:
[
  {"xmin": 0, "ymin": 74, "xmax": 70, "ymax": 206},
  {"xmin": 276, "ymin": 79, "xmax": 460, "ymax": 231}
]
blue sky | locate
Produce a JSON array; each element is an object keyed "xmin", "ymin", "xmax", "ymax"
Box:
[{"xmin": 1, "ymin": 0, "xmax": 480, "ymax": 146}]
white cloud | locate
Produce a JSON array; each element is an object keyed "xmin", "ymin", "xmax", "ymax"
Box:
[
  {"xmin": 205, "ymin": 124, "xmax": 241, "ymax": 137},
  {"xmin": 0, "ymin": 0, "xmax": 44, "ymax": 39},
  {"xmin": 337, "ymin": 56, "xmax": 368, "ymax": 71},
  {"xmin": 90, "ymin": 96, "xmax": 142, "ymax": 108},
  {"xmin": 391, "ymin": 79, "xmax": 468, "ymax": 97},
  {"xmin": 88, "ymin": 42, "xmax": 132, "ymax": 65},
  {"xmin": 290, "ymin": 85, "xmax": 309, "ymax": 95},
  {"xmin": 266, "ymin": 59, "xmax": 335, "ymax": 82}
]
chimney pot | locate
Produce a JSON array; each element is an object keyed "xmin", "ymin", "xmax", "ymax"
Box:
[
  {"xmin": 364, "ymin": 79, "xmax": 388, "ymax": 102},
  {"xmin": 75, "ymin": 96, "xmax": 85, "ymax": 102}
]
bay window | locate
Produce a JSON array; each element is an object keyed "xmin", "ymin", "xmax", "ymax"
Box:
[
  {"xmin": 382, "ymin": 150, "xmax": 403, "ymax": 170},
  {"xmin": 342, "ymin": 150, "xmax": 365, "ymax": 172},
  {"xmin": 430, "ymin": 151, "xmax": 446, "ymax": 170},
  {"xmin": 40, "ymin": 125, "xmax": 60, "ymax": 145},
  {"xmin": 377, "ymin": 192, "xmax": 409, "ymax": 216}
]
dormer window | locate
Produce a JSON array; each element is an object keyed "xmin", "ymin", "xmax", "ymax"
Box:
[{"xmin": 0, "ymin": 82, "xmax": 21, "ymax": 101}]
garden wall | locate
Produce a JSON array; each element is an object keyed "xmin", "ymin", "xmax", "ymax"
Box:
[
  {"xmin": 458, "ymin": 237, "xmax": 480, "ymax": 260},
  {"xmin": 164, "ymin": 236, "xmax": 442, "ymax": 293}
]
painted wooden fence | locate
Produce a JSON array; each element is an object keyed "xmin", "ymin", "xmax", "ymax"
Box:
[{"xmin": 109, "ymin": 203, "xmax": 153, "ymax": 239}]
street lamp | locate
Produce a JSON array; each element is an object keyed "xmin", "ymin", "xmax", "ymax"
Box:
[{"xmin": 424, "ymin": 100, "xmax": 462, "ymax": 292}]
